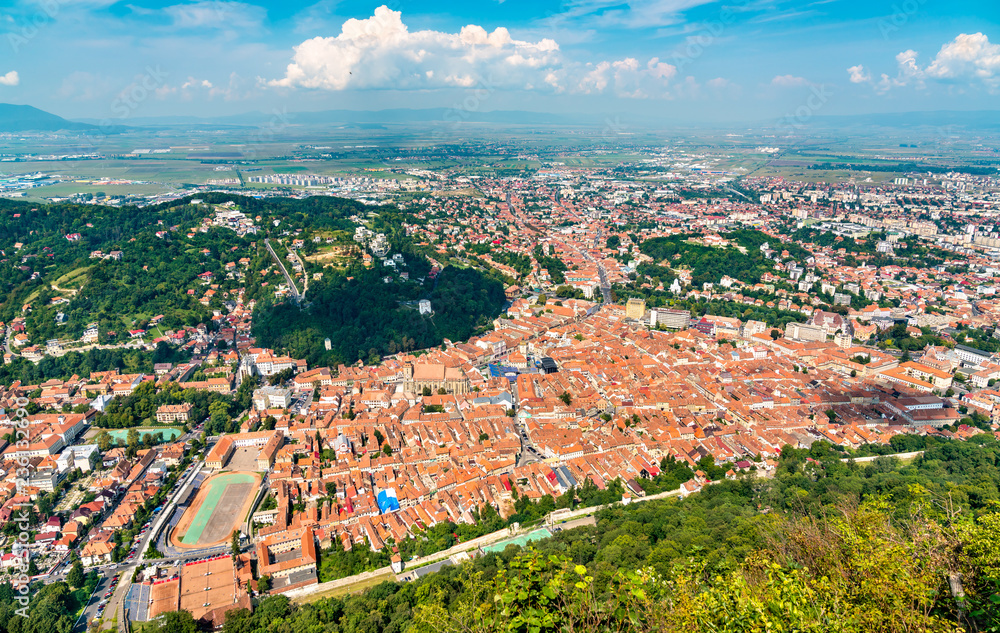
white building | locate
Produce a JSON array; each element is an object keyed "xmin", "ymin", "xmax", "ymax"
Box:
[
  {"xmin": 253, "ymin": 386, "xmax": 292, "ymax": 410},
  {"xmin": 56, "ymin": 444, "xmax": 100, "ymax": 473}
]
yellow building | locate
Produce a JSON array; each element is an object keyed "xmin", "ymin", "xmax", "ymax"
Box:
[{"xmin": 625, "ymin": 298, "xmax": 646, "ymax": 320}]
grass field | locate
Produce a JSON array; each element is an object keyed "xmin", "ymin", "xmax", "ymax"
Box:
[
  {"xmin": 53, "ymin": 265, "xmax": 92, "ymax": 291},
  {"xmin": 179, "ymin": 472, "xmax": 256, "ymax": 545},
  {"xmin": 294, "ymin": 571, "xmax": 396, "ymax": 604}
]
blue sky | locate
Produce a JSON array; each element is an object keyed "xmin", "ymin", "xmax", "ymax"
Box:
[{"xmin": 1, "ymin": 0, "xmax": 998, "ymax": 122}]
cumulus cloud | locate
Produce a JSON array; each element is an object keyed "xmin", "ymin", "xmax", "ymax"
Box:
[
  {"xmin": 0, "ymin": 71, "xmax": 18, "ymax": 86},
  {"xmin": 167, "ymin": 74, "xmax": 251, "ymax": 100},
  {"xmin": 269, "ymin": 6, "xmax": 681, "ymax": 98},
  {"xmin": 925, "ymin": 33, "xmax": 1000, "ymax": 85},
  {"xmin": 164, "ymin": 1, "xmax": 267, "ymax": 30},
  {"xmin": 181, "ymin": 78, "xmax": 214, "ymax": 89},
  {"xmin": 770, "ymin": 74, "xmax": 809, "ymax": 87},
  {"xmin": 847, "ymin": 65, "xmax": 870, "ymax": 84},
  {"xmin": 851, "ymin": 33, "xmax": 1000, "ymax": 93}
]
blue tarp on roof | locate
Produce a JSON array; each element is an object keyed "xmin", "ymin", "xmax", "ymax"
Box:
[
  {"xmin": 377, "ymin": 488, "xmax": 400, "ymax": 513},
  {"xmin": 488, "ymin": 364, "xmax": 519, "ymax": 380}
]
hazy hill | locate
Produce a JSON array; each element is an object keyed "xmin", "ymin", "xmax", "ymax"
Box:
[{"xmin": 0, "ymin": 103, "xmax": 96, "ymax": 132}]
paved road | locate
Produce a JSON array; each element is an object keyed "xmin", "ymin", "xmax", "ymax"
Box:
[
  {"xmin": 264, "ymin": 238, "xmax": 301, "ymax": 304},
  {"xmin": 73, "ymin": 574, "xmax": 114, "ymax": 632},
  {"xmin": 287, "ymin": 247, "xmax": 309, "ymax": 300},
  {"xmin": 513, "ymin": 383, "xmax": 545, "ymax": 466},
  {"xmin": 579, "ymin": 247, "xmax": 612, "ymax": 304},
  {"xmin": 596, "ymin": 263, "xmax": 612, "ymax": 303},
  {"xmin": 4, "ymin": 329, "xmax": 15, "ymax": 357}
]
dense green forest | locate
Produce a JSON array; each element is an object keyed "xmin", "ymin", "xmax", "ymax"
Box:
[
  {"xmin": 254, "ymin": 263, "xmax": 506, "ymax": 368},
  {"xmin": 139, "ymin": 436, "xmax": 1000, "ymax": 633},
  {"xmin": 953, "ymin": 324, "xmax": 1000, "ymax": 354},
  {"xmin": 728, "ymin": 229, "xmax": 813, "ymax": 262},
  {"xmin": 464, "ymin": 244, "xmax": 533, "ymax": 279},
  {"xmin": 638, "ymin": 231, "xmax": 789, "ymax": 287},
  {"xmin": 532, "ymin": 246, "xmax": 567, "ymax": 285},
  {"xmin": 92, "ymin": 374, "xmax": 258, "ymax": 435},
  {"xmin": 0, "ymin": 343, "xmax": 186, "ymax": 385}
]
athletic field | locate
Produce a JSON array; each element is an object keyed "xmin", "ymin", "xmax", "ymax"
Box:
[{"xmin": 173, "ymin": 472, "xmax": 260, "ymax": 547}]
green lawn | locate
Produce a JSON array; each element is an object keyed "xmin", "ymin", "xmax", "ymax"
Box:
[{"xmin": 294, "ymin": 571, "xmax": 395, "ymax": 604}]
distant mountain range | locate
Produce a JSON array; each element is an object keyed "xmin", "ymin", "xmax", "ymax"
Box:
[
  {"xmin": 3, "ymin": 102, "xmax": 1000, "ymax": 133},
  {"xmin": 73, "ymin": 107, "xmax": 575, "ymax": 128},
  {"xmin": 0, "ymin": 103, "xmax": 96, "ymax": 132}
]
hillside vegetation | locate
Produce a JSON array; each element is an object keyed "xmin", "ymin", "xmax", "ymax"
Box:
[
  {"xmin": 0, "ymin": 194, "xmax": 504, "ymax": 369},
  {"xmin": 128, "ymin": 435, "xmax": 1000, "ymax": 633},
  {"xmin": 638, "ymin": 230, "xmax": 808, "ymax": 287}
]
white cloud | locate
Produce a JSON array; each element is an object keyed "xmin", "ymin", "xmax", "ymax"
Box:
[
  {"xmin": 770, "ymin": 74, "xmax": 809, "ymax": 87},
  {"xmin": 0, "ymin": 71, "xmax": 19, "ymax": 86},
  {"xmin": 181, "ymin": 78, "xmax": 214, "ymax": 89},
  {"xmin": 164, "ymin": 1, "xmax": 267, "ymax": 30},
  {"xmin": 270, "ymin": 6, "xmax": 680, "ymax": 98},
  {"xmin": 925, "ymin": 32, "xmax": 1000, "ymax": 87},
  {"xmin": 552, "ymin": 0, "xmax": 718, "ymax": 30},
  {"xmin": 852, "ymin": 33, "xmax": 1000, "ymax": 94},
  {"xmin": 846, "ymin": 65, "xmax": 869, "ymax": 84},
  {"xmin": 172, "ymin": 74, "xmax": 250, "ymax": 100}
]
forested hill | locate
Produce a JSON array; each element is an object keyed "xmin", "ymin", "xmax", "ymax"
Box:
[
  {"xmin": 638, "ymin": 229, "xmax": 811, "ymax": 287},
  {"xmin": 254, "ymin": 264, "xmax": 506, "ymax": 368},
  {"xmin": 89, "ymin": 434, "xmax": 999, "ymax": 633},
  {"xmin": 0, "ymin": 195, "xmax": 366, "ymax": 344}
]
